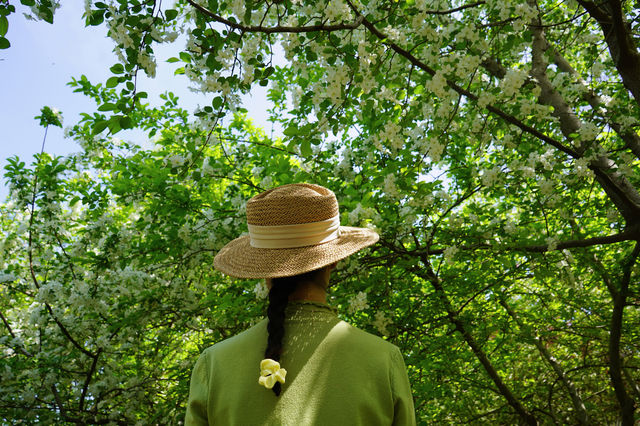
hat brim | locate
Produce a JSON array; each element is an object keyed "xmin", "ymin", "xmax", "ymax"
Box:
[{"xmin": 213, "ymin": 226, "xmax": 379, "ymax": 279}]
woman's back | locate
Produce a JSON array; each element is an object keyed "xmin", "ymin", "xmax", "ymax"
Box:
[{"xmin": 186, "ymin": 301, "xmax": 415, "ymax": 425}]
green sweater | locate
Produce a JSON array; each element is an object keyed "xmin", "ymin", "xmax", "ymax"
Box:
[{"xmin": 185, "ymin": 301, "xmax": 416, "ymax": 425}]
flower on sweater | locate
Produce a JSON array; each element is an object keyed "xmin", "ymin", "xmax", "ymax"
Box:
[{"xmin": 258, "ymin": 359, "xmax": 287, "ymax": 389}]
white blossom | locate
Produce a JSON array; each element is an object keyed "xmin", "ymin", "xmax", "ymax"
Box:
[
  {"xmin": 481, "ymin": 167, "xmax": 501, "ymax": 187},
  {"xmin": 348, "ymin": 291, "xmax": 369, "ymax": 313},
  {"xmin": 253, "ymin": 282, "xmax": 269, "ymax": 299},
  {"xmin": 166, "ymin": 154, "xmax": 185, "ymax": 168},
  {"xmin": 577, "ymin": 121, "xmax": 600, "ymax": 142},
  {"xmin": 573, "ymin": 157, "xmax": 594, "ymax": 179},
  {"xmin": 0, "ymin": 273, "xmax": 16, "ymax": 283},
  {"xmin": 443, "ymin": 245, "xmax": 459, "ymax": 264},
  {"xmin": 504, "ymin": 220, "xmax": 517, "ymax": 235},
  {"xmin": 546, "ymin": 236, "xmax": 559, "ymax": 251},
  {"xmin": 260, "ymin": 175, "xmax": 273, "ymax": 189},
  {"xmin": 383, "ymin": 174, "xmax": 400, "ymax": 199},
  {"xmin": 372, "ymin": 311, "xmax": 392, "ymax": 336},
  {"xmin": 500, "ymin": 68, "xmax": 528, "ymax": 98},
  {"xmin": 425, "ymin": 70, "xmax": 448, "ymax": 98},
  {"xmin": 539, "ymin": 179, "xmax": 554, "ymax": 196}
]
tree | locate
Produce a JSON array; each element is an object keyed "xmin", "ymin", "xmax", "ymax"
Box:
[
  {"xmin": 2, "ymin": 0, "xmax": 640, "ymax": 424},
  {"xmin": 0, "ymin": 0, "xmax": 61, "ymax": 49}
]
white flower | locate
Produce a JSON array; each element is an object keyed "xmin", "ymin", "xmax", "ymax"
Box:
[
  {"xmin": 383, "ymin": 174, "xmax": 400, "ymax": 199},
  {"xmin": 481, "ymin": 167, "xmax": 501, "ymax": 187},
  {"xmin": 232, "ymin": 0, "xmax": 245, "ymax": 19},
  {"xmin": 380, "ymin": 121, "xmax": 403, "ymax": 151},
  {"xmin": 137, "ymin": 52, "xmax": 157, "ymax": 78},
  {"xmin": 166, "ymin": 154, "xmax": 185, "ymax": 168},
  {"xmin": 477, "ymin": 91, "xmax": 495, "ymax": 109},
  {"xmin": 573, "ymin": 157, "xmax": 594, "ymax": 179},
  {"xmin": 164, "ymin": 31, "xmax": 178, "ymax": 43},
  {"xmin": 425, "ymin": 70, "xmax": 448, "ymax": 98},
  {"xmin": 372, "ymin": 311, "xmax": 392, "ymax": 336},
  {"xmin": 427, "ymin": 139, "xmax": 444, "ymax": 162},
  {"xmin": 562, "ymin": 249, "xmax": 575, "ymax": 264},
  {"xmin": 504, "ymin": 221, "xmax": 517, "ymax": 235},
  {"xmin": 539, "ymin": 179, "xmax": 554, "ymax": 196},
  {"xmin": 348, "ymin": 204, "xmax": 365, "ymax": 224},
  {"xmin": 443, "ymin": 246, "xmax": 458, "ymax": 264},
  {"xmin": 520, "ymin": 166, "xmax": 536, "ymax": 179},
  {"xmin": 348, "ymin": 291, "xmax": 369, "ymax": 313},
  {"xmin": 546, "ymin": 236, "xmax": 559, "ymax": 251},
  {"xmin": 0, "ymin": 273, "xmax": 16, "ymax": 283},
  {"xmin": 500, "ymin": 68, "xmax": 527, "ymax": 98},
  {"xmin": 253, "ymin": 282, "xmax": 269, "ymax": 299},
  {"xmin": 325, "ymin": 0, "xmax": 350, "ymax": 21},
  {"xmin": 260, "ymin": 176, "xmax": 273, "ymax": 189},
  {"xmin": 577, "ymin": 121, "xmax": 599, "ymax": 142}
]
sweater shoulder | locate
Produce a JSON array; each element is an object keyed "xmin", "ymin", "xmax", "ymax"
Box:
[
  {"xmin": 202, "ymin": 319, "xmax": 267, "ymax": 359},
  {"xmin": 330, "ymin": 320, "xmax": 398, "ymax": 354}
]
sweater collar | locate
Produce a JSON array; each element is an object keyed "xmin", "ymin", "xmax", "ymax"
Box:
[{"xmin": 285, "ymin": 300, "xmax": 338, "ymax": 317}]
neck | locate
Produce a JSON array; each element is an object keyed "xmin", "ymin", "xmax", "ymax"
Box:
[{"xmin": 288, "ymin": 280, "xmax": 328, "ymax": 303}]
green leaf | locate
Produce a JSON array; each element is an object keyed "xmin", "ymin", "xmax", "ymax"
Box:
[
  {"xmin": 92, "ymin": 120, "xmax": 108, "ymax": 135},
  {"xmin": 174, "ymin": 67, "xmax": 185, "ymax": 75},
  {"xmin": 166, "ymin": 57, "xmax": 180, "ymax": 63},
  {"xmin": 300, "ymin": 139, "xmax": 313, "ymax": 157},
  {"xmin": 0, "ymin": 36, "xmax": 9, "ymax": 49},
  {"xmin": 20, "ymin": 0, "xmax": 35, "ymax": 6},
  {"xmin": 179, "ymin": 51, "xmax": 192, "ymax": 63},
  {"xmin": 88, "ymin": 10, "xmax": 104, "ymax": 26},
  {"xmin": 212, "ymin": 96, "xmax": 223, "ymax": 109},
  {"xmin": 105, "ymin": 76, "xmax": 119, "ymax": 88},
  {"xmin": 97, "ymin": 103, "xmax": 117, "ymax": 112},
  {"xmin": 306, "ymin": 49, "xmax": 318, "ymax": 61},
  {"xmin": 0, "ymin": 5, "xmax": 15, "ymax": 16},
  {"xmin": 120, "ymin": 115, "xmax": 133, "ymax": 129},
  {"xmin": 107, "ymin": 115, "xmax": 122, "ymax": 133},
  {"xmin": 109, "ymin": 63, "xmax": 125, "ymax": 74},
  {"xmin": 283, "ymin": 125, "xmax": 299, "ymax": 136},
  {"xmin": 263, "ymin": 66, "xmax": 275, "ymax": 78},
  {"xmin": 0, "ymin": 16, "xmax": 8, "ymax": 37},
  {"xmin": 34, "ymin": 106, "xmax": 63, "ymax": 128},
  {"xmin": 165, "ymin": 9, "xmax": 178, "ymax": 21}
]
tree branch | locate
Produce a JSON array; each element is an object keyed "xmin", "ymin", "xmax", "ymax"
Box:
[
  {"xmin": 499, "ymin": 297, "xmax": 591, "ymax": 425},
  {"xmin": 422, "ymin": 1, "xmax": 486, "ymax": 15},
  {"xmin": 608, "ymin": 241, "xmax": 640, "ymax": 424},
  {"xmin": 544, "ymin": 43, "xmax": 640, "ymax": 161},
  {"xmin": 342, "ymin": 0, "xmax": 580, "ymax": 160},
  {"xmin": 577, "ymin": 0, "xmax": 640, "ymax": 107},
  {"xmin": 422, "ymin": 227, "xmax": 640, "ymax": 256},
  {"xmin": 0, "ymin": 310, "xmax": 33, "ymax": 357},
  {"xmin": 79, "ymin": 348, "xmax": 102, "ymax": 412},
  {"xmin": 528, "ymin": 2, "xmax": 640, "ymax": 225},
  {"xmin": 416, "ymin": 256, "xmax": 539, "ymax": 425},
  {"xmin": 186, "ymin": 0, "xmax": 364, "ymax": 33}
]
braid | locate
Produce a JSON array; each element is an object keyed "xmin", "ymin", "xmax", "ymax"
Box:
[
  {"xmin": 264, "ymin": 269, "xmax": 320, "ymax": 396},
  {"xmin": 265, "ymin": 276, "xmax": 298, "ymax": 396}
]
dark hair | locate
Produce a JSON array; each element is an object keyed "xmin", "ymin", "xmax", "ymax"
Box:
[{"xmin": 264, "ymin": 269, "xmax": 321, "ymax": 396}]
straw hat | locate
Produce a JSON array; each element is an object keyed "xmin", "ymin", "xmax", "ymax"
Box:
[{"xmin": 214, "ymin": 183, "xmax": 379, "ymax": 278}]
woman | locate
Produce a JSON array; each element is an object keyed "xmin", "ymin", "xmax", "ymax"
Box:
[{"xmin": 185, "ymin": 183, "xmax": 415, "ymax": 425}]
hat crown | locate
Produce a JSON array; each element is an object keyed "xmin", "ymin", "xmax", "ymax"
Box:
[{"xmin": 246, "ymin": 183, "xmax": 339, "ymax": 226}]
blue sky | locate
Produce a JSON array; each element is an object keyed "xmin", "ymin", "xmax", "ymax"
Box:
[{"xmin": 0, "ymin": 2, "xmax": 275, "ymax": 200}]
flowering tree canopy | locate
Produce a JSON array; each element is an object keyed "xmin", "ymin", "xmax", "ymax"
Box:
[{"xmin": 2, "ymin": 0, "xmax": 640, "ymax": 424}]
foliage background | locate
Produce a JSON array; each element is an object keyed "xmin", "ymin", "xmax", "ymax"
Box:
[{"xmin": 1, "ymin": 0, "xmax": 639, "ymax": 424}]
